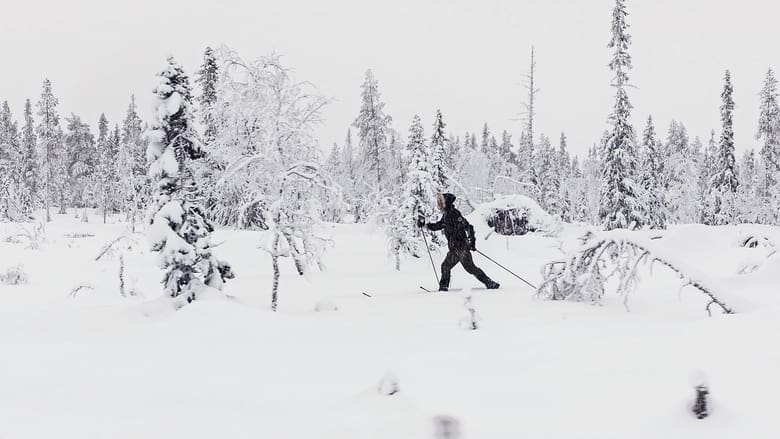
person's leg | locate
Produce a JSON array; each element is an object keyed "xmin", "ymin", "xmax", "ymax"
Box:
[
  {"xmin": 439, "ymin": 250, "xmax": 460, "ymax": 291},
  {"xmin": 460, "ymin": 251, "xmax": 498, "ymax": 288}
]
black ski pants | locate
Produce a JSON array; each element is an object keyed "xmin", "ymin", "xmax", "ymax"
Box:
[{"xmin": 440, "ymin": 248, "xmax": 493, "ymax": 289}]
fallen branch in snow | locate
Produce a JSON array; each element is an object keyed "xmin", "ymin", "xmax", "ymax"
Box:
[
  {"xmin": 69, "ymin": 285, "xmax": 95, "ymax": 297},
  {"xmin": 95, "ymin": 232, "xmax": 142, "ymax": 261},
  {"xmin": 537, "ymin": 231, "xmax": 735, "ymax": 315}
]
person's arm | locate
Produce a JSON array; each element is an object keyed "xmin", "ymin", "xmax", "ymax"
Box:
[{"xmin": 425, "ymin": 213, "xmax": 446, "ymax": 231}]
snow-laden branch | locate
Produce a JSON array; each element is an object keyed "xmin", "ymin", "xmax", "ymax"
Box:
[{"xmin": 538, "ymin": 230, "xmax": 735, "ymax": 315}]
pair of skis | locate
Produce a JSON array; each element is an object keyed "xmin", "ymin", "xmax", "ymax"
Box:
[{"xmin": 419, "ymin": 286, "xmax": 488, "ymax": 293}]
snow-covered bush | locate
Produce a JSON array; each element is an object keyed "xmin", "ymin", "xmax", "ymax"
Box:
[
  {"xmin": 0, "ymin": 264, "xmax": 28, "ymax": 285},
  {"xmin": 13, "ymin": 222, "xmax": 46, "ymax": 249},
  {"xmin": 470, "ymin": 194, "xmax": 560, "ymax": 237}
]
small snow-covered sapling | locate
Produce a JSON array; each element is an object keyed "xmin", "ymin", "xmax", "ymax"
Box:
[
  {"xmin": 692, "ymin": 385, "xmax": 710, "ymax": 419},
  {"xmin": 432, "ymin": 415, "xmax": 461, "ymax": 439},
  {"xmin": 690, "ymin": 370, "xmax": 710, "ymax": 419},
  {"xmin": 377, "ymin": 371, "xmax": 400, "ymax": 396},
  {"xmin": 459, "ymin": 296, "xmax": 479, "ymax": 330}
]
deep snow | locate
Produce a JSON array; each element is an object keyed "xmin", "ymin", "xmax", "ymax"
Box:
[{"xmin": 0, "ymin": 211, "xmax": 778, "ymax": 438}]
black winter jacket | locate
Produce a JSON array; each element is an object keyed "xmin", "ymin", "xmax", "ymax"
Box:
[{"xmin": 425, "ymin": 193, "xmax": 476, "ymax": 251}]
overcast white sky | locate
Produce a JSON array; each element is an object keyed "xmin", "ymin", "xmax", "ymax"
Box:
[{"xmin": 3, "ymin": 0, "xmax": 780, "ymax": 158}]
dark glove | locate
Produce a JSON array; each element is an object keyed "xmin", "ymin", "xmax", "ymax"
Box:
[
  {"xmin": 469, "ymin": 240, "xmax": 476, "ymax": 251},
  {"xmin": 417, "ymin": 218, "xmax": 426, "ymax": 228}
]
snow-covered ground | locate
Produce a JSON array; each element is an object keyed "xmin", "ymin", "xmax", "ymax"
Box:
[{"xmin": 0, "ymin": 211, "xmax": 778, "ymax": 438}]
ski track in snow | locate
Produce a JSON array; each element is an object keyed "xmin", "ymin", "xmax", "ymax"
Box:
[{"xmin": 0, "ymin": 212, "xmax": 778, "ymax": 438}]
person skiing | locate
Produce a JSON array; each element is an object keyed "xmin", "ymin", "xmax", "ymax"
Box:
[{"xmin": 418, "ymin": 193, "xmax": 500, "ymax": 291}]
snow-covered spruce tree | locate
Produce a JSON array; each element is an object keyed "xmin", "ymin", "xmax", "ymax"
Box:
[
  {"xmin": 339, "ymin": 128, "xmax": 361, "ymax": 221},
  {"xmin": 63, "ymin": 114, "xmax": 96, "ymax": 221},
  {"xmin": 582, "ymin": 144, "xmax": 603, "ymax": 224},
  {"xmin": 109, "ymin": 124, "xmax": 122, "ymax": 210},
  {"xmin": 386, "ymin": 115, "xmax": 439, "ymax": 270},
  {"xmin": 446, "ymin": 133, "xmax": 459, "ymax": 171},
  {"xmin": 0, "ymin": 102, "xmax": 22, "ymax": 221},
  {"xmin": 36, "ymin": 79, "xmax": 66, "ymax": 221},
  {"xmin": 196, "ymin": 46, "xmax": 219, "ymax": 144},
  {"xmin": 756, "ymin": 68, "xmax": 780, "ymax": 223},
  {"xmin": 430, "ymin": 109, "xmax": 448, "ymax": 191},
  {"xmin": 534, "ymin": 134, "xmax": 561, "ymax": 214},
  {"xmin": 665, "ymin": 121, "xmax": 701, "ymax": 223},
  {"xmin": 555, "ymin": 132, "xmax": 573, "ymax": 221},
  {"xmin": 486, "ymin": 135, "xmax": 504, "ymax": 185},
  {"xmin": 20, "ymin": 99, "xmax": 38, "ymax": 217},
  {"xmin": 94, "ymin": 114, "xmax": 117, "ymax": 223},
  {"xmin": 480, "ymin": 123, "xmax": 490, "ymax": 154},
  {"xmin": 146, "ymin": 56, "xmax": 233, "ymax": 305},
  {"xmin": 385, "ymin": 128, "xmax": 405, "ymax": 189},
  {"xmin": 561, "ymin": 155, "xmax": 588, "ymax": 222},
  {"xmin": 352, "ymin": 69, "xmax": 392, "ymax": 191},
  {"xmin": 599, "ymin": 0, "xmax": 645, "ymax": 230},
  {"xmin": 118, "ymin": 96, "xmax": 150, "ymax": 230},
  {"xmin": 639, "ymin": 116, "xmax": 666, "ymax": 229},
  {"xmin": 706, "ymin": 70, "xmax": 739, "ymax": 225},
  {"xmin": 499, "ymin": 130, "xmax": 516, "ymax": 167},
  {"xmin": 699, "ymin": 129, "xmax": 719, "ymax": 221},
  {"xmin": 736, "ymin": 149, "xmax": 762, "ymax": 223},
  {"xmin": 452, "ymin": 131, "xmax": 491, "ymax": 204}
]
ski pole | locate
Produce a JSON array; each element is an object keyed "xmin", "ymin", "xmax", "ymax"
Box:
[
  {"xmin": 420, "ymin": 226, "xmax": 440, "ymax": 286},
  {"xmin": 475, "ymin": 249, "xmax": 537, "ymax": 290}
]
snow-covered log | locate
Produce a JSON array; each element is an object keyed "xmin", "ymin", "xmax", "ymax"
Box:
[{"xmin": 538, "ymin": 230, "xmax": 734, "ymax": 315}]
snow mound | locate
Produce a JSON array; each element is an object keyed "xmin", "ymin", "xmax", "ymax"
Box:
[{"xmin": 469, "ymin": 194, "xmax": 560, "ymax": 236}]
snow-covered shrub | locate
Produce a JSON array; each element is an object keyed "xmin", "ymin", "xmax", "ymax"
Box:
[
  {"xmin": 470, "ymin": 194, "xmax": 560, "ymax": 237},
  {"xmin": 11, "ymin": 222, "xmax": 46, "ymax": 249},
  {"xmin": 0, "ymin": 264, "xmax": 28, "ymax": 285}
]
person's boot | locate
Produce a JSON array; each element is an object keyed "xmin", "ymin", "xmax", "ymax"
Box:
[
  {"xmin": 439, "ymin": 286, "xmax": 449, "ymax": 292},
  {"xmin": 485, "ymin": 281, "xmax": 500, "ymax": 290}
]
